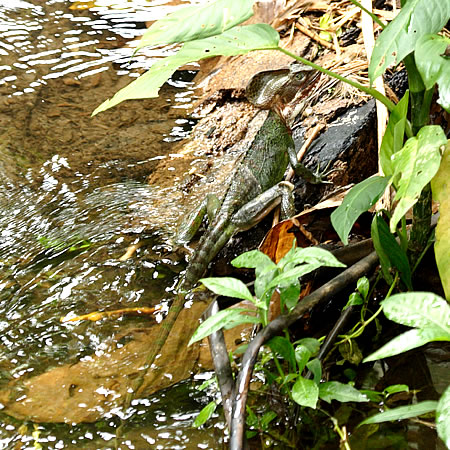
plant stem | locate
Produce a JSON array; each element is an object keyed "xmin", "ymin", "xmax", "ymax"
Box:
[
  {"xmin": 278, "ymin": 48, "xmax": 396, "ymax": 112},
  {"xmin": 347, "ymin": 0, "xmax": 386, "ymax": 29}
]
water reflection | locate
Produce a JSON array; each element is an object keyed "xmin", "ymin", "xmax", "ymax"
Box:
[{"xmin": 0, "ymin": 0, "xmax": 221, "ymax": 448}]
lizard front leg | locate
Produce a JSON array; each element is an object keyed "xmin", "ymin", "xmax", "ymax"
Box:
[{"xmin": 231, "ymin": 181, "xmax": 295, "ymax": 230}]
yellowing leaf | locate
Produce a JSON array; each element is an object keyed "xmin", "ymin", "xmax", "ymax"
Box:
[{"xmin": 431, "ymin": 140, "xmax": 450, "ymax": 299}]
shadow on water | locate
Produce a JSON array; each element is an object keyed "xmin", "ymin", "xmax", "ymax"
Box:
[{"xmin": 0, "ymin": 0, "xmax": 223, "ymax": 448}]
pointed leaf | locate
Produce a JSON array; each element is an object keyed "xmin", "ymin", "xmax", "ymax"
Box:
[
  {"xmin": 380, "ymin": 91, "xmax": 409, "ymax": 177},
  {"xmin": 369, "ymin": 0, "xmax": 450, "ymax": 82},
  {"xmin": 436, "ymin": 386, "xmax": 450, "ymax": 449},
  {"xmin": 431, "ymin": 140, "xmax": 450, "ymax": 299},
  {"xmin": 390, "ymin": 126, "xmax": 446, "ymax": 232},
  {"xmin": 319, "ymin": 381, "xmax": 369, "ymax": 403},
  {"xmin": 93, "ymin": 24, "xmax": 280, "ymax": 114},
  {"xmin": 193, "ymin": 401, "xmax": 217, "ymax": 427},
  {"xmin": 268, "ymin": 336, "xmax": 296, "ymax": 370},
  {"xmin": 280, "ymin": 246, "xmax": 346, "ymax": 270},
  {"xmin": 382, "ymin": 292, "xmax": 450, "ymax": 330},
  {"xmin": 331, "ymin": 176, "xmax": 390, "ymax": 245},
  {"xmin": 359, "ymin": 401, "xmax": 438, "ymax": 426},
  {"xmin": 188, "ymin": 308, "xmax": 260, "ymax": 345},
  {"xmin": 306, "ymin": 358, "xmax": 322, "ymax": 385},
  {"xmin": 232, "ymin": 249, "xmax": 276, "ymax": 271},
  {"xmin": 292, "ymin": 376, "xmax": 319, "ymax": 408},
  {"xmin": 415, "ymin": 34, "xmax": 450, "ymax": 112},
  {"xmin": 137, "ymin": 0, "xmax": 254, "ymax": 49},
  {"xmin": 200, "ymin": 277, "xmax": 253, "ymax": 301}
]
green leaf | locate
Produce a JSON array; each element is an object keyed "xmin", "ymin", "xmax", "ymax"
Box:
[
  {"xmin": 344, "ymin": 292, "xmax": 363, "ymax": 310},
  {"xmin": 188, "ymin": 308, "xmax": 260, "ymax": 345},
  {"xmin": 232, "ymin": 250, "xmax": 276, "ymax": 272},
  {"xmin": 193, "ymin": 401, "xmax": 217, "ymax": 427},
  {"xmin": 390, "ymin": 126, "xmax": 446, "ymax": 232},
  {"xmin": 93, "ymin": 24, "xmax": 280, "ymax": 114},
  {"xmin": 294, "ymin": 345, "xmax": 311, "ymax": 373},
  {"xmin": 280, "ymin": 246, "xmax": 346, "ymax": 270},
  {"xmin": 431, "ymin": 141, "xmax": 450, "ymax": 299},
  {"xmin": 331, "ymin": 176, "xmax": 390, "ymax": 245},
  {"xmin": 306, "ymin": 358, "xmax": 322, "ymax": 385},
  {"xmin": 296, "ymin": 338, "xmax": 321, "ymax": 355},
  {"xmin": 415, "ymin": 34, "xmax": 450, "ymax": 112},
  {"xmin": 280, "ymin": 281, "xmax": 301, "ymax": 312},
  {"xmin": 319, "ymin": 381, "xmax": 369, "ymax": 403},
  {"xmin": 357, "ymin": 276, "xmax": 370, "ymax": 300},
  {"xmin": 380, "ymin": 91, "xmax": 409, "ymax": 177},
  {"xmin": 384, "ymin": 384, "xmax": 409, "ymax": 397},
  {"xmin": 260, "ymin": 411, "xmax": 278, "ymax": 430},
  {"xmin": 268, "ymin": 336, "xmax": 296, "ymax": 370},
  {"xmin": 371, "ymin": 215, "xmax": 412, "ymax": 289},
  {"xmin": 369, "ymin": 0, "xmax": 450, "ymax": 82},
  {"xmin": 359, "ymin": 401, "xmax": 438, "ymax": 426},
  {"xmin": 364, "ymin": 327, "xmax": 449, "ymax": 362},
  {"xmin": 137, "ymin": 0, "xmax": 254, "ymax": 49},
  {"xmin": 200, "ymin": 277, "xmax": 254, "ymax": 301},
  {"xmin": 292, "ymin": 376, "xmax": 319, "ymax": 408},
  {"xmin": 436, "ymin": 386, "xmax": 450, "ymax": 449},
  {"xmin": 382, "ymin": 292, "xmax": 450, "ymax": 330}
]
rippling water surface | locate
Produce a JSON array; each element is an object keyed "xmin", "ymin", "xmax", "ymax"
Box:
[{"xmin": 0, "ymin": 1, "xmax": 221, "ymax": 448}]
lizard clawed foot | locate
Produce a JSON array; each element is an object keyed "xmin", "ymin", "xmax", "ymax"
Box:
[{"xmin": 312, "ymin": 160, "xmax": 340, "ymax": 184}]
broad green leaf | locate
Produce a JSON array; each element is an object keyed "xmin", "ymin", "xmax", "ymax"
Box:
[
  {"xmin": 306, "ymin": 358, "xmax": 322, "ymax": 385},
  {"xmin": 200, "ymin": 277, "xmax": 253, "ymax": 301},
  {"xmin": 266, "ymin": 264, "xmax": 320, "ymax": 291},
  {"xmin": 344, "ymin": 292, "xmax": 363, "ymax": 310},
  {"xmin": 384, "ymin": 384, "xmax": 409, "ymax": 397},
  {"xmin": 93, "ymin": 24, "xmax": 279, "ymax": 114},
  {"xmin": 137, "ymin": 0, "xmax": 254, "ymax": 49},
  {"xmin": 188, "ymin": 308, "xmax": 260, "ymax": 345},
  {"xmin": 331, "ymin": 176, "xmax": 390, "ymax": 245},
  {"xmin": 390, "ymin": 126, "xmax": 446, "ymax": 232},
  {"xmin": 280, "ymin": 246, "xmax": 346, "ymax": 271},
  {"xmin": 295, "ymin": 337, "xmax": 321, "ymax": 355},
  {"xmin": 380, "ymin": 91, "xmax": 409, "ymax": 177},
  {"xmin": 371, "ymin": 215, "xmax": 394, "ymax": 285},
  {"xmin": 193, "ymin": 401, "xmax": 216, "ymax": 427},
  {"xmin": 359, "ymin": 401, "xmax": 438, "ymax": 426},
  {"xmin": 260, "ymin": 411, "xmax": 278, "ymax": 430},
  {"xmin": 254, "ymin": 264, "xmax": 278, "ymax": 301},
  {"xmin": 319, "ymin": 381, "xmax": 369, "ymax": 403},
  {"xmin": 431, "ymin": 141, "xmax": 450, "ymax": 299},
  {"xmin": 292, "ymin": 376, "xmax": 319, "ymax": 408},
  {"xmin": 415, "ymin": 34, "xmax": 450, "ymax": 112},
  {"xmin": 436, "ymin": 386, "xmax": 450, "ymax": 449},
  {"xmin": 363, "ymin": 327, "xmax": 450, "ymax": 362},
  {"xmin": 371, "ymin": 215, "xmax": 412, "ymax": 289},
  {"xmin": 294, "ymin": 345, "xmax": 311, "ymax": 373},
  {"xmin": 280, "ymin": 281, "xmax": 300, "ymax": 312},
  {"xmin": 369, "ymin": 0, "xmax": 450, "ymax": 82},
  {"xmin": 232, "ymin": 250, "xmax": 276, "ymax": 272},
  {"xmin": 382, "ymin": 292, "xmax": 450, "ymax": 330},
  {"xmin": 268, "ymin": 336, "xmax": 296, "ymax": 370},
  {"xmin": 357, "ymin": 276, "xmax": 370, "ymax": 300}
]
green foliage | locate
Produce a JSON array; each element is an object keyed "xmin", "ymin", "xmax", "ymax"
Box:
[
  {"xmin": 136, "ymin": 0, "xmax": 254, "ymax": 49},
  {"xmin": 193, "ymin": 400, "xmax": 217, "ymax": 427},
  {"xmin": 368, "ymin": 0, "xmax": 450, "ymax": 81},
  {"xmin": 93, "ymin": 24, "xmax": 280, "ymax": 114},
  {"xmin": 364, "ymin": 292, "xmax": 450, "ymax": 362},
  {"xmin": 330, "ymin": 176, "xmax": 389, "ymax": 245},
  {"xmin": 436, "ymin": 386, "xmax": 450, "ymax": 449}
]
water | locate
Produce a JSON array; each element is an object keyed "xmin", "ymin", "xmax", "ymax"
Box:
[{"xmin": 0, "ymin": 0, "xmax": 222, "ymax": 448}]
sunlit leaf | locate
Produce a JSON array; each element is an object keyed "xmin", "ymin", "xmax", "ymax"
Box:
[
  {"xmin": 319, "ymin": 381, "xmax": 369, "ymax": 403},
  {"xmin": 93, "ymin": 24, "xmax": 279, "ymax": 114},
  {"xmin": 436, "ymin": 386, "xmax": 450, "ymax": 449},
  {"xmin": 431, "ymin": 140, "xmax": 450, "ymax": 299},
  {"xmin": 306, "ymin": 358, "xmax": 321, "ymax": 385},
  {"xmin": 369, "ymin": 0, "xmax": 450, "ymax": 82},
  {"xmin": 415, "ymin": 34, "xmax": 450, "ymax": 112},
  {"xmin": 193, "ymin": 401, "xmax": 217, "ymax": 427},
  {"xmin": 137, "ymin": 0, "xmax": 254, "ymax": 49},
  {"xmin": 232, "ymin": 249, "xmax": 276, "ymax": 273},
  {"xmin": 390, "ymin": 126, "xmax": 446, "ymax": 232},
  {"xmin": 295, "ymin": 345, "xmax": 311, "ymax": 373},
  {"xmin": 200, "ymin": 277, "xmax": 254, "ymax": 301},
  {"xmin": 292, "ymin": 376, "xmax": 319, "ymax": 408},
  {"xmin": 380, "ymin": 91, "xmax": 409, "ymax": 177},
  {"xmin": 384, "ymin": 384, "xmax": 409, "ymax": 397},
  {"xmin": 279, "ymin": 246, "xmax": 346, "ymax": 270},
  {"xmin": 331, "ymin": 176, "xmax": 390, "ymax": 245},
  {"xmin": 359, "ymin": 401, "xmax": 438, "ymax": 426},
  {"xmin": 188, "ymin": 308, "xmax": 260, "ymax": 345}
]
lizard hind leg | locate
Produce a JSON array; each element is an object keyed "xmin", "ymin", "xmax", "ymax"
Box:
[
  {"xmin": 231, "ymin": 181, "xmax": 295, "ymax": 231},
  {"xmin": 175, "ymin": 194, "xmax": 221, "ymax": 245}
]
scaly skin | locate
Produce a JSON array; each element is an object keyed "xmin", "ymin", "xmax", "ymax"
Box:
[{"xmin": 128, "ymin": 64, "xmax": 321, "ymax": 403}]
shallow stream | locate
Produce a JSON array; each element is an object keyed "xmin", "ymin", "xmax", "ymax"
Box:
[{"xmin": 0, "ymin": 0, "xmax": 221, "ymax": 448}]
